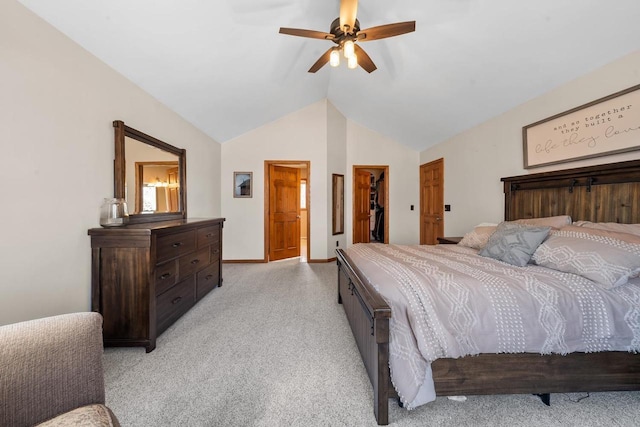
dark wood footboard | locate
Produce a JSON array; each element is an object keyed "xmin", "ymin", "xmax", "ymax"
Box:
[
  {"xmin": 337, "ymin": 249, "xmax": 392, "ymax": 425},
  {"xmin": 337, "ymin": 248, "xmax": 640, "ymax": 426},
  {"xmin": 431, "ymin": 351, "xmax": 640, "ymax": 396}
]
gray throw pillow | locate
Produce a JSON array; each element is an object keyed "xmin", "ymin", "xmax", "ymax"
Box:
[{"xmin": 478, "ymin": 222, "xmax": 551, "ymax": 267}]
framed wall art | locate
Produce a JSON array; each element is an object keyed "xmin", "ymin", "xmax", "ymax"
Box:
[
  {"xmin": 233, "ymin": 172, "xmax": 252, "ymax": 198},
  {"xmin": 523, "ymin": 84, "xmax": 640, "ymax": 169}
]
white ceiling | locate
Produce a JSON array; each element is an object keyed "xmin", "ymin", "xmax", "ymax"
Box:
[{"xmin": 17, "ymin": 0, "xmax": 640, "ymax": 152}]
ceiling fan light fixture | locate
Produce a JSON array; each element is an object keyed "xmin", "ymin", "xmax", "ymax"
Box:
[
  {"xmin": 330, "ymin": 48, "xmax": 340, "ymax": 67},
  {"xmin": 347, "ymin": 53, "xmax": 358, "ymax": 69},
  {"xmin": 278, "ymin": 2, "xmax": 415, "ymax": 74},
  {"xmin": 343, "ymin": 39, "xmax": 355, "ymax": 59}
]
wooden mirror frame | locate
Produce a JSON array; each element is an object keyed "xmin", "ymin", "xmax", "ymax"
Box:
[{"xmin": 113, "ymin": 120, "xmax": 187, "ymax": 224}]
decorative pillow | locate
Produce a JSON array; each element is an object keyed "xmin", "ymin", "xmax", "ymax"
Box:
[
  {"xmin": 458, "ymin": 224, "xmax": 497, "ymax": 249},
  {"xmin": 532, "ymin": 225, "xmax": 640, "ymax": 288},
  {"xmin": 513, "ymin": 215, "xmax": 572, "ymax": 230},
  {"xmin": 478, "ymin": 222, "xmax": 551, "ymax": 267},
  {"xmin": 573, "ymin": 221, "xmax": 640, "ymax": 237}
]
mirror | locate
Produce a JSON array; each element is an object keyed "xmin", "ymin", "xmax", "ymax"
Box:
[
  {"xmin": 113, "ymin": 120, "xmax": 186, "ymax": 224},
  {"xmin": 128, "ymin": 143, "xmax": 179, "ymax": 214},
  {"xmin": 332, "ymin": 174, "xmax": 344, "ymax": 235}
]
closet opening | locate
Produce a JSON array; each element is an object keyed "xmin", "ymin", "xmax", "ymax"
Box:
[{"xmin": 353, "ymin": 165, "xmax": 389, "ymax": 244}]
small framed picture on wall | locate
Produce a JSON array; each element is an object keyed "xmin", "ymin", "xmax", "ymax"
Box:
[{"xmin": 234, "ymin": 172, "xmax": 252, "ymax": 198}]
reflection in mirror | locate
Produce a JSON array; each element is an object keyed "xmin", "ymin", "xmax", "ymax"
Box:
[
  {"xmin": 125, "ymin": 136, "xmax": 180, "ymax": 214},
  {"xmin": 136, "ymin": 163, "xmax": 179, "ymax": 213},
  {"xmin": 114, "ymin": 120, "xmax": 187, "ymax": 224}
]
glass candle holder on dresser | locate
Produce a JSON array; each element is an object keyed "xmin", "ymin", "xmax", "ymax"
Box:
[{"xmin": 99, "ymin": 197, "xmax": 129, "ymax": 227}]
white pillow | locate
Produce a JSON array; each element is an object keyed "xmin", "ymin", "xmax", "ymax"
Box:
[
  {"xmin": 458, "ymin": 224, "xmax": 497, "ymax": 249},
  {"xmin": 532, "ymin": 225, "xmax": 640, "ymax": 288}
]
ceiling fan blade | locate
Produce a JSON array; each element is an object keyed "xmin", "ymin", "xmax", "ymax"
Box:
[
  {"xmin": 339, "ymin": 0, "xmax": 358, "ymax": 33},
  {"xmin": 308, "ymin": 48, "xmax": 334, "ymax": 73},
  {"xmin": 279, "ymin": 28, "xmax": 335, "ymax": 40},
  {"xmin": 357, "ymin": 21, "xmax": 416, "ymax": 41},
  {"xmin": 354, "ymin": 44, "xmax": 377, "ymax": 73}
]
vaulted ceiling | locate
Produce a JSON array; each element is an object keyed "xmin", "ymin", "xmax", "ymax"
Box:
[{"xmin": 17, "ymin": 0, "xmax": 640, "ymax": 151}]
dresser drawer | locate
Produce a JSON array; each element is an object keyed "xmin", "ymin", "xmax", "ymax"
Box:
[
  {"xmin": 210, "ymin": 243, "xmax": 221, "ymax": 260},
  {"xmin": 196, "ymin": 261, "xmax": 220, "ymax": 300},
  {"xmin": 155, "ymin": 261, "xmax": 177, "ymax": 296},
  {"xmin": 178, "ymin": 248, "xmax": 210, "ymax": 280},
  {"xmin": 197, "ymin": 224, "xmax": 220, "ymax": 248},
  {"xmin": 156, "ymin": 230, "xmax": 196, "ymax": 263},
  {"xmin": 156, "ymin": 276, "xmax": 195, "ymax": 334}
]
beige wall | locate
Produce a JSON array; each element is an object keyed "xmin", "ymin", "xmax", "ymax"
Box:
[
  {"xmin": 420, "ymin": 50, "xmax": 640, "ymax": 236},
  {"xmin": 221, "ymin": 100, "xmax": 329, "ymax": 261},
  {"xmin": 221, "ymin": 100, "xmax": 421, "ymax": 261},
  {"xmin": 0, "ymin": 0, "xmax": 221, "ymax": 325},
  {"xmin": 327, "ymin": 102, "xmax": 348, "ymax": 252}
]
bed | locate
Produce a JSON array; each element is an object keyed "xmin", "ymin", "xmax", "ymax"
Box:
[{"xmin": 336, "ymin": 159, "xmax": 640, "ymax": 425}]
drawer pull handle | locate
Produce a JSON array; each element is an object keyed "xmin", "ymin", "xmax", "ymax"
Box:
[
  {"xmin": 172, "ymin": 297, "xmax": 182, "ymax": 305},
  {"xmin": 159, "ymin": 273, "xmax": 171, "ymax": 280},
  {"xmin": 212, "ymin": 249, "xmax": 219, "ymax": 254},
  {"xmin": 206, "ymin": 233, "xmax": 214, "ymax": 237},
  {"xmin": 172, "ymin": 242, "xmax": 183, "ymax": 248},
  {"xmin": 205, "ymin": 275, "xmax": 213, "ymax": 280},
  {"xmin": 191, "ymin": 259, "xmax": 200, "ymax": 265}
]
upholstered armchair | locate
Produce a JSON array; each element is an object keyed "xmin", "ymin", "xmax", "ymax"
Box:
[{"xmin": 0, "ymin": 312, "xmax": 120, "ymax": 426}]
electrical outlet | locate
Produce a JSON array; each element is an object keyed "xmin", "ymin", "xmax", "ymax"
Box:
[
  {"xmin": 336, "ymin": 241, "xmax": 339, "ymax": 247},
  {"xmin": 444, "ymin": 204, "xmax": 451, "ymax": 212}
]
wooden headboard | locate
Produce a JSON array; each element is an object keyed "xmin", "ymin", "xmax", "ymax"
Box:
[{"xmin": 502, "ymin": 159, "xmax": 640, "ymax": 223}]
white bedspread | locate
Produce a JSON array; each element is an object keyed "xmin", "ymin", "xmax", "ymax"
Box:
[{"xmin": 345, "ymin": 243, "xmax": 640, "ymax": 409}]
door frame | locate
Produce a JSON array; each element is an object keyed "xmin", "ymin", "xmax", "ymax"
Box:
[
  {"xmin": 352, "ymin": 165, "xmax": 389, "ymax": 244},
  {"xmin": 264, "ymin": 160, "xmax": 311, "ymax": 262}
]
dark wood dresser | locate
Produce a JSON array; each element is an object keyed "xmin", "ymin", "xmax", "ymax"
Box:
[{"xmin": 89, "ymin": 218, "xmax": 225, "ymax": 352}]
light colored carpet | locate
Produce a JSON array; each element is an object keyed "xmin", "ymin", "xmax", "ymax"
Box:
[{"xmin": 104, "ymin": 259, "xmax": 640, "ymax": 426}]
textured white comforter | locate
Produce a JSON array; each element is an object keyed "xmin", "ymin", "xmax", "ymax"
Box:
[{"xmin": 345, "ymin": 243, "xmax": 640, "ymax": 408}]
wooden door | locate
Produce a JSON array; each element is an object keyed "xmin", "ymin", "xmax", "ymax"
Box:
[
  {"xmin": 167, "ymin": 167, "xmax": 179, "ymax": 212},
  {"xmin": 353, "ymin": 169, "xmax": 371, "ymax": 244},
  {"xmin": 269, "ymin": 165, "xmax": 301, "ymax": 261},
  {"xmin": 420, "ymin": 158, "xmax": 444, "ymax": 245}
]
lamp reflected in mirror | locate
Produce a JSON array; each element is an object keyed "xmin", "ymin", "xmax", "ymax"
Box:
[
  {"xmin": 114, "ymin": 120, "xmax": 187, "ymax": 224},
  {"xmin": 134, "ymin": 162, "xmax": 180, "ymax": 214},
  {"xmin": 126, "ymin": 136, "xmax": 181, "ymax": 214}
]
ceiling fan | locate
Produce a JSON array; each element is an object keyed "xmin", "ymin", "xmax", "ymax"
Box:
[{"xmin": 279, "ymin": 0, "xmax": 415, "ymax": 73}]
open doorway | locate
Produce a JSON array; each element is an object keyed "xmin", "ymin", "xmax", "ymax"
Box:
[
  {"xmin": 353, "ymin": 165, "xmax": 389, "ymax": 244},
  {"xmin": 264, "ymin": 160, "xmax": 310, "ymax": 262}
]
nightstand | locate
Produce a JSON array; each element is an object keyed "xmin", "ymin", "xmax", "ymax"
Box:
[{"xmin": 437, "ymin": 236, "xmax": 462, "ymax": 245}]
